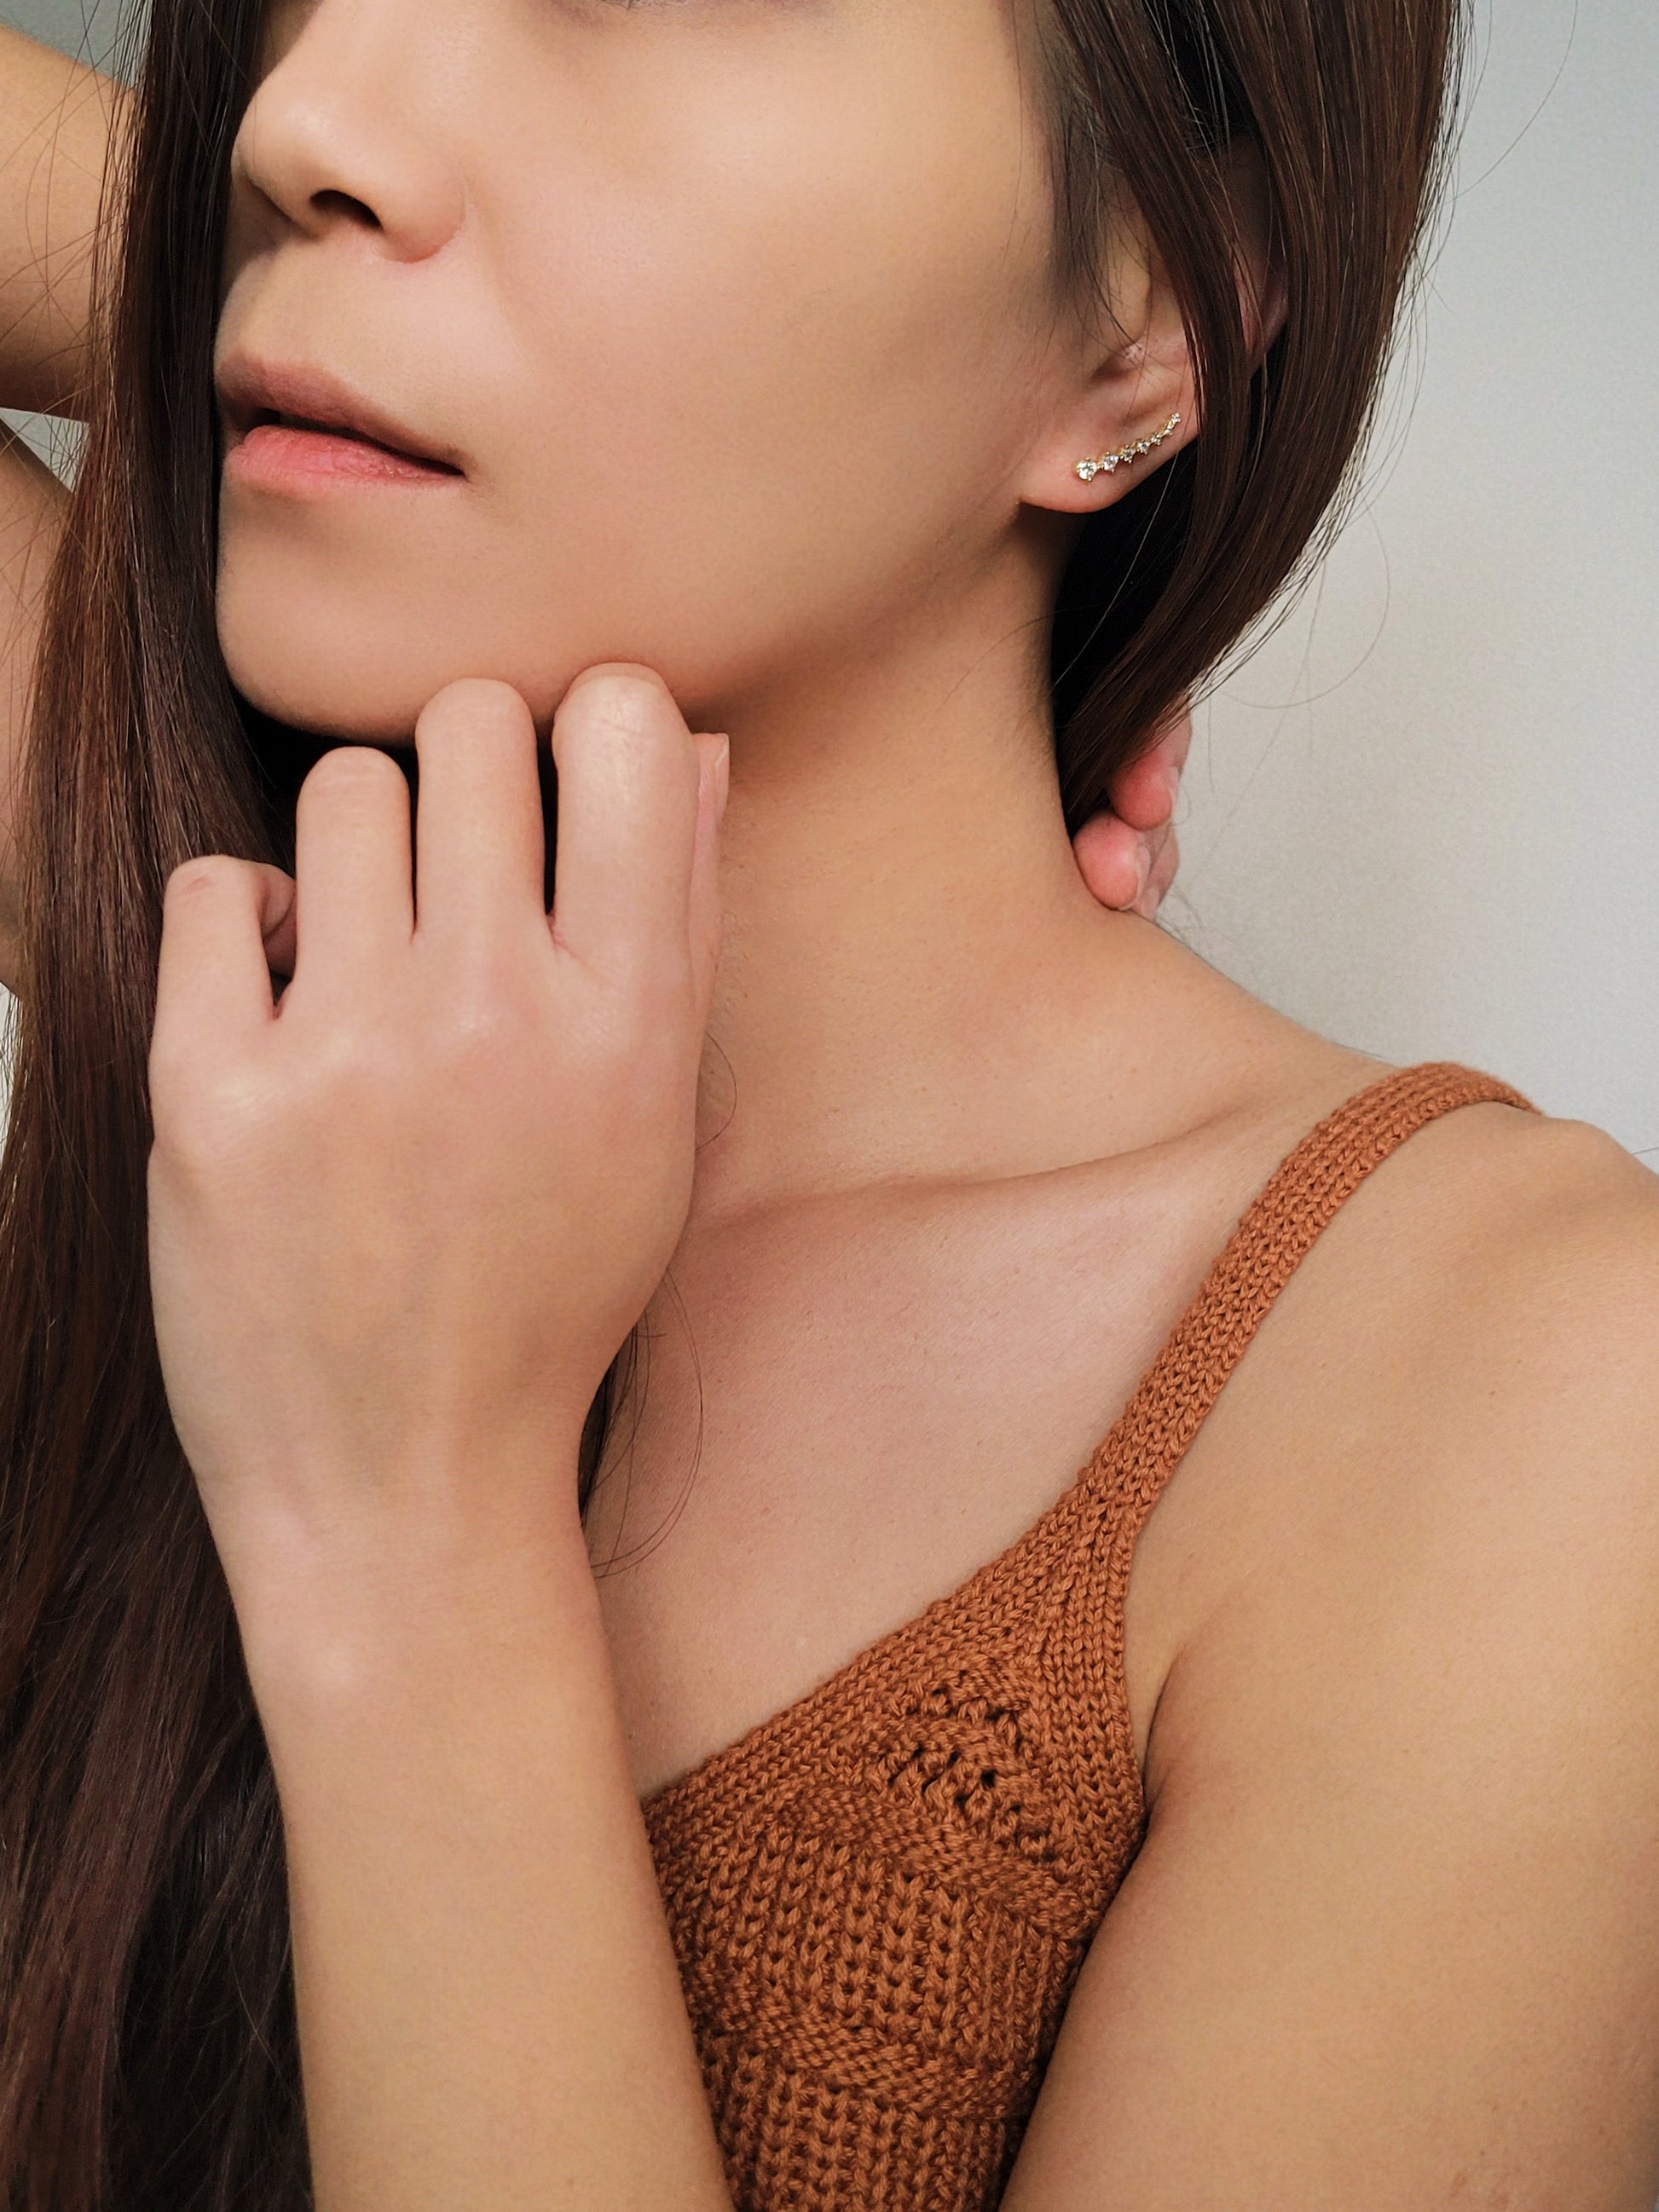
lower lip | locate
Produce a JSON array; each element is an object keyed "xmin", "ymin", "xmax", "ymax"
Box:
[{"xmin": 224, "ymin": 422, "xmax": 462, "ymax": 492}]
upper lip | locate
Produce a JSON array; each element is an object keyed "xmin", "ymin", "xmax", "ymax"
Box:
[{"xmin": 216, "ymin": 353, "xmax": 466, "ymax": 474}]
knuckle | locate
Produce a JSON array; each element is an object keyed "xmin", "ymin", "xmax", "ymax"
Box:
[
  {"xmin": 164, "ymin": 852, "xmax": 240, "ymax": 904},
  {"xmin": 567, "ymin": 960, "xmax": 687, "ymax": 1071},
  {"xmin": 614, "ymin": 979, "xmax": 699, "ymax": 1093},
  {"xmin": 610, "ymin": 939, "xmax": 697, "ymax": 1028},
  {"xmin": 413, "ymin": 956, "xmax": 542, "ymax": 1075},
  {"xmin": 594, "ymin": 1041, "xmax": 682, "ymax": 1148},
  {"xmin": 149, "ymin": 1054, "xmax": 268, "ymax": 1167},
  {"xmin": 427, "ymin": 1001, "xmax": 522, "ymax": 1081}
]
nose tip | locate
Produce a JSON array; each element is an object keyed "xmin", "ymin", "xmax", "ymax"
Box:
[{"xmin": 229, "ymin": 47, "xmax": 468, "ymax": 266}]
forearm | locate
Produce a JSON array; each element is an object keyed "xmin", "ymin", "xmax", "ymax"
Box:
[
  {"xmin": 243, "ymin": 1520, "xmax": 735, "ymax": 2212},
  {"xmin": 0, "ymin": 26, "xmax": 129, "ymax": 418}
]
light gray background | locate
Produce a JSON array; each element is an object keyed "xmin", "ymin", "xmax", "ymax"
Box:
[
  {"xmin": 2, "ymin": 0, "xmax": 1654, "ymax": 1158},
  {"xmin": 3, "ymin": 0, "xmax": 122, "ymax": 66},
  {"xmin": 1176, "ymin": 3, "xmax": 1657, "ymax": 1159}
]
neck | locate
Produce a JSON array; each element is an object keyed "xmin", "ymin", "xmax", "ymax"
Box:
[{"xmin": 687, "ymin": 579, "xmax": 1212, "ymax": 1227}]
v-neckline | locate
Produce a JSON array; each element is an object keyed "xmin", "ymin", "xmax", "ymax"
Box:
[
  {"xmin": 633, "ymin": 1136, "xmax": 1295, "ymax": 1815},
  {"xmin": 637, "ymin": 1321, "xmax": 1155, "ymax": 1818},
  {"xmin": 634, "ymin": 1060, "xmax": 1532, "ymax": 1822}
]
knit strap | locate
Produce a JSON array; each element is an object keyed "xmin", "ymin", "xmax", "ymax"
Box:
[{"xmin": 1039, "ymin": 1059, "xmax": 1540, "ymax": 1868}]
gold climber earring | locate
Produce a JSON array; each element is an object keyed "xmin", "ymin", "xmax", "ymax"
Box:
[{"xmin": 1074, "ymin": 411, "xmax": 1182, "ymax": 483}]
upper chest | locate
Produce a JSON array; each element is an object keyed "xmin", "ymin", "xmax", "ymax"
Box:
[{"xmin": 585, "ymin": 1084, "xmax": 1373, "ymax": 1805}]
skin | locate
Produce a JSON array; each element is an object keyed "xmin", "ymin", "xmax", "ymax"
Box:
[
  {"xmin": 0, "ymin": 24, "xmax": 113, "ymax": 416},
  {"xmin": 0, "ymin": 26, "xmax": 124, "ymax": 979},
  {"xmin": 18, "ymin": 5, "xmax": 1659, "ymax": 2208}
]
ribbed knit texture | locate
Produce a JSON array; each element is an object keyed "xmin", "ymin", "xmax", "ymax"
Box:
[{"xmin": 642, "ymin": 1060, "xmax": 1539, "ymax": 2211}]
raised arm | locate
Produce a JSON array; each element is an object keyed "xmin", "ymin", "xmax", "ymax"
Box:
[
  {"xmin": 0, "ymin": 31, "xmax": 128, "ymax": 993},
  {"xmin": 0, "ymin": 23, "xmax": 127, "ymax": 419}
]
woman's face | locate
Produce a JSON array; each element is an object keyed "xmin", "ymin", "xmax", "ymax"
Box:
[{"xmin": 214, "ymin": 0, "xmax": 1087, "ymax": 744}]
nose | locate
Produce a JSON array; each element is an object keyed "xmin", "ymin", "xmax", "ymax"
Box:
[{"xmin": 228, "ymin": 0, "xmax": 467, "ymax": 263}]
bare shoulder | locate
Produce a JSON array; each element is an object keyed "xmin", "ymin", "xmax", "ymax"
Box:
[
  {"xmin": 1124, "ymin": 1075, "xmax": 1659, "ymax": 1759},
  {"xmin": 1359, "ymin": 1085, "xmax": 1659, "ymax": 1297},
  {"xmin": 1329, "ymin": 1096, "xmax": 1659, "ymax": 1509},
  {"xmin": 1179, "ymin": 1094, "xmax": 1659, "ymax": 1768},
  {"xmin": 1001, "ymin": 1096, "xmax": 1659, "ymax": 2210},
  {"xmin": 1211, "ymin": 1088, "xmax": 1659, "ymax": 1565}
]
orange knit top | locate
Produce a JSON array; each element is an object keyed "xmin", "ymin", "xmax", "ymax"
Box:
[{"xmin": 641, "ymin": 1060, "xmax": 1540, "ymax": 2212}]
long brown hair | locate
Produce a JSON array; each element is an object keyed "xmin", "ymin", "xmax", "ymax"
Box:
[{"xmin": 0, "ymin": 0, "xmax": 1466, "ymax": 2198}]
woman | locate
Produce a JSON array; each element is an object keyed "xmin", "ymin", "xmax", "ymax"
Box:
[{"xmin": 1, "ymin": 3, "xmax": 1656, "ymax": 2209}]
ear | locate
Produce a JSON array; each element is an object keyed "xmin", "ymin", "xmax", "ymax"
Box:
[
  {"xmin": 1230, "ymin": 136, "xmax": 1288, "ymax": 362},
  {"xmin": 1020, "ymin": 139, "xmax": 1285, "ymax": 518}
]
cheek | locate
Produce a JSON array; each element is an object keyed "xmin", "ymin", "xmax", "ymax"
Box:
[{"xmin": 486, "ymin": 120, "xmax": 1055, "ymax": 679}]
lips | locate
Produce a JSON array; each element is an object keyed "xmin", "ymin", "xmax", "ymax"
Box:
[
  {"xmin": 253, "ymin": 407, "xmax": 422, "ymax": 454},
  {"xmin": 217, "ymin": 353, "xmax": 466, "ymax": 476}
]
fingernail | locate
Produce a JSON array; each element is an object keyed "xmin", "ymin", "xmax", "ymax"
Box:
[
  {"xmin": 1131, "ymin": 845, "xmax": 1152, "ymax": 904},
  {"xmin": 711, "ymin": 735, "xmax": 730, "ymax": 823}
]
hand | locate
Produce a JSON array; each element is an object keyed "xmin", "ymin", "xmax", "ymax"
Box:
[
  {"xmin": 1070, "ymin": 707, "xmax": 1191, "ymax": 918},
  {"xmin": 145, "ymin": 667, "xmax": 726, "ymax": 1638}
]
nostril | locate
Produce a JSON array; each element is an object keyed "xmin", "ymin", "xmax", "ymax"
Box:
[{"xmin": 311, "ymin": 187, "xmax": 379, "ymax": 228}]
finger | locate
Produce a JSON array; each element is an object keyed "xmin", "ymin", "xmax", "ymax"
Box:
[
  {"xmin": 152, "ymin": 855, "xmax": 296, "ymax": 1077},
  {"xmin": 1101, "ymin": 746, "xmax": 1175, "ymax": 832},
  {"xmin": 292, "ymin": 742, "xmax": 413, "ymax": 998},
  {"xmin": 1150, "ymin": 822, "xmax": 1181, "ymax": 904},
  {"xmin": 1165, "ymin": 706, "xmax": 1194, "ymax": 775},
  {"xmin": 549, "ymin": 664, "xmax": 702, "ymax": 992},
  {"xmin": 687, "ymin": 734, "xmax": 728, "ymax": 1025},
  {"xmin": 1072, "ymin": 810, "xmax": 1151, "ymax": 910},
  {"xmin": 1136, "ymin": 823, "xmax": 1181, "ymax": 918},
  {"xmin": 1104, "ymin": 705, "xmax": 1192, "ymax": 832},
  {"xmin": 262, "ymin": 867, "xmax": 299, "ymax": 982},
  {"xmin": 411, "ymin": 679, "xmax": 547, "ymax": 955}
]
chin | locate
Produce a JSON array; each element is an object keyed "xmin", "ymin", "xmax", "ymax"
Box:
[
  {"xmin": 217, "ymin": 587, "xmax": 754, "ymax": 758},
  {"xmin": 213, "ymin": 518, "xmax": 769, "ymax": 746},
  {"xmin": 224, "ymin": 645, "xmax": 454, "ymax": 746},
  {"xmin": 216, "ymin": 575, "xmax": 575, "ymax": 744}
]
